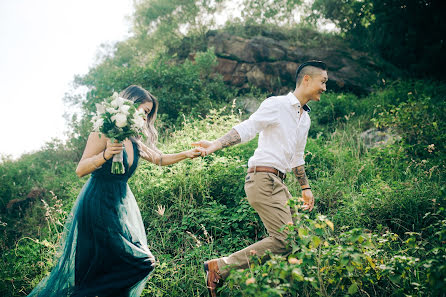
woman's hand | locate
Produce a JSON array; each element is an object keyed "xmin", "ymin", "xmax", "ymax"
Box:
[
  {"xmin": 104, "ymin": 139, "xmax": 124, "ymax": 160},
  {"xmin": 184, "ymin": 147, "xmax": 205, "ymax": 159}
]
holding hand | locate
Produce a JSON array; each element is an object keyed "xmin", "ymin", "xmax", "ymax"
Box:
[
  {"xmin": 104, "ymin": 139, "xmax": 124, "ymax": 160},
  {"xmin": 192, "ymin": 129, "xmax": 241, "ymax": 157},
  {"xmin": 185, "ymin": 147, "xmax": 205, "ymax": 159},
  {"xmin": 191, "ymin": 140, "xmax": 221, "ymax": 156}
]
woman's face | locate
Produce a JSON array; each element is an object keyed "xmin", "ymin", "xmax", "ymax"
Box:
[{"xmin": 138, "ymin": 101, "xmax": 154, "ymax": 121}]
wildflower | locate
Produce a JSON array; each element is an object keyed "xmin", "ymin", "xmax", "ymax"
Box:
[
  {"xmin": 186, "ymin": 231, "xmax": 202, "ymax": 247},
  {"xmin": 288, "ymin": 257, "xmax": 302, "ymax": 265},
  {"xmin": 246, "ymin": 277, "xmax": 255, "ymax": 285},
  {"xmin": 325, "ymin": 220, "xmax": 334, "ymax": 231},
  {"xmin": 427, "ymin": 144, "xmax": 435, "ymax": 153}
]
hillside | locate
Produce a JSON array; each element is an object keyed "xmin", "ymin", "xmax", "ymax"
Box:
[
  {"xmin": 1, "ymin": 76, "xmax": 445, "ymax": 296},
  {"xmin": 1, "ymin": 3, "xmax": 446, "ymax": 295}
]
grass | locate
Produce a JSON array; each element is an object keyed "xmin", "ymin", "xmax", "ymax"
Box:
[{"xmin": 0, "ymin": 80, "xmax": 445, "ymax": 296}]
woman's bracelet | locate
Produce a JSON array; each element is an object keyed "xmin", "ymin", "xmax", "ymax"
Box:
[{"xmin": 302, "ymin": 187, "xmax": 311, "ymax": 191}]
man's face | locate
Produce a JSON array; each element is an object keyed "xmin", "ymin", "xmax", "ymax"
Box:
[{"xmin": 307, "ymin": 70, "xmax": 328, "ymax": 101}]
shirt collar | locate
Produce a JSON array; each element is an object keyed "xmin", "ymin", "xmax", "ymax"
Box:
[{"xmin": 288, "ymin": 92, "xmax": 311, "ymax": 113}]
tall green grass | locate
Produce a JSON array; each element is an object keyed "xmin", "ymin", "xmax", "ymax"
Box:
[{"xmin": 0, "ymin": 80, "xmax": 444, "ymax": 296}]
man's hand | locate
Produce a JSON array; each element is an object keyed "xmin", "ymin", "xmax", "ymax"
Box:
[
  {"xmin": 192, "ymin": 129, "xmax": 242, "ymax": 157},
  {"xmin": 301, "ymin": 189, "xmax": 314, "ymax": 211},
  {"xmin": 191, "ymin": 140, "xmax": 222, "ymax": 156}
]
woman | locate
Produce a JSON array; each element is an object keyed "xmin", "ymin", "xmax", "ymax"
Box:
[{"xmin": 28, "ymin": 85, "xmax": 202, "ymax": 296}]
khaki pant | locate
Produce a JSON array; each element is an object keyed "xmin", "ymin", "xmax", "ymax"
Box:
[{"xmin": 217, "ymin": 171, "xmax": 295, "ymax": 278}]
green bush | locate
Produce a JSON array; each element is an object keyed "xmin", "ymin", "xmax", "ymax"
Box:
[
  {"xmin": 225, "ymin": 205, "xmax": 446, "ymax": 297},
  {"xmin": 372, "ymin": 96, "xmax": 446, "ymax": 163},
  {"xmin": 76, "ymin": 48, "xmax": 233, "ymax": 124}
]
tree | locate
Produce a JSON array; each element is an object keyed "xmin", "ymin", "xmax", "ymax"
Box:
[{"xmin": 311, "ymin": 0, "xmax": 446, "ymax": 79}]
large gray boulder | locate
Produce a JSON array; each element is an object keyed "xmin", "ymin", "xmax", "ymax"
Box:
[{"xmin": 205, "ymin": 31, "xmax": 398, "ymax": 95}]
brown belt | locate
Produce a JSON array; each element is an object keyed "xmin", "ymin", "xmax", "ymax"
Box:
[{"xmin": 248, "ymin": 166, "xmax": 286, "ymax": 180}]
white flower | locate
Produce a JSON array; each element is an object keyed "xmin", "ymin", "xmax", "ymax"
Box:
[
  {"xmin": 93, "ymin": 118, "xmax": 104, "ymax": 131},
  {"xmin": 106, "ymin": 107, "xmax": 117, "ymax": 114},
  {"xmin": 136, "ymin": 108, "xmax": 145, "ymax": 117},
  {"xmin": 95, "ymin": 103, "xmax": 105, "ymax": 114},
  {"xmin": 111, "ymin": 96, "xmax": 125, "ymax": 108},
  {"xmin": 111, "ymin": 113, "xmax": 128, "ymax": 128},
  {"xmin": 118, "ymin": 104, "xmax": 131, "ymax": 115},
  {"xmin": 133, "ymin": 114, "xmax": 146, "ymax": 130},
  {"xmin": 110, "ymin": 92, "xmax": 119, "ymax": 101}
]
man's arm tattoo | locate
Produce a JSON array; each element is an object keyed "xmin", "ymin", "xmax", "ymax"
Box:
[
  {"xmin": 293, "ymin": 165, "xmax": 309, "ymax": 186},
  {"xmin": 218, "ymin": 129, "xmax": 241, "ymax": 149}
]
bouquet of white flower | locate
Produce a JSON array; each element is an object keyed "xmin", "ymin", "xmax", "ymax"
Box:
[{"xmin": 91, "ymin": 92, "xmax": 146, "ymax": 174}]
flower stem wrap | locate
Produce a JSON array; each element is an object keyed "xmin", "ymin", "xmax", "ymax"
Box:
[{"xmin": 111, "ymin": 143, "xmax": 125, "ymax": 174}]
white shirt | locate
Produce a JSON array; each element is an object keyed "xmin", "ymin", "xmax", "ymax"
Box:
[{"xmin": 233, "ymin": 92, "xmax": 311, "ymax": 173}]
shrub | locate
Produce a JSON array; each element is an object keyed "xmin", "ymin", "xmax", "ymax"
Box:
[
  {"xmin": 76, "ymin": 48, "xmax": 234, "ymax": 125},
  {"xmin": 224, "ymin": 203, "xmax": 446, "ymax": 297},
  {"xmin": 372, "ymin": 96, "xmax": 446, "ymax": 164}
]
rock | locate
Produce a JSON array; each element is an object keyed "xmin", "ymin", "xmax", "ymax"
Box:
[
  {"xmin": 6, "ymin": 188, "xmax": 46, "ymax": 215},
  {"xmin": 360, "ymin": 128, "xmax": 401, "ymax": 148},
  {"xmin": 204, "ymin": 31, "xmax": 398, "ymax": 95}
]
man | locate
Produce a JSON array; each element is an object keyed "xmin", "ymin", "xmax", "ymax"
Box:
[{"xmin": 193, "ymin": 60, "xmax": 328, "ymax": 297}]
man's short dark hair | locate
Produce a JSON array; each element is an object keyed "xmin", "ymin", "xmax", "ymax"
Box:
[{"xmin": 295, "ymin": 60, "xmax": 327, "ymax": 85}]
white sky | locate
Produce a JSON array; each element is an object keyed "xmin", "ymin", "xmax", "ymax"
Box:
[{"xmin": 0, "ymin": 0, "xmax": 134, "ymax": 159}]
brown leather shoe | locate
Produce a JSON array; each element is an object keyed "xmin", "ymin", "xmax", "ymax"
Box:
[{"xmin": 204, "ymin": 259, "xmax": 222, "ymax": 297}]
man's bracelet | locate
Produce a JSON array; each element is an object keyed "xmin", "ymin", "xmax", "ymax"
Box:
[
  {"xmin": 302, "ymin": 187, "xmax": 311, "ymax": 191},
  {"xmin": 103, "ymin": 150, "xmax": 108, "ymax": 161}
]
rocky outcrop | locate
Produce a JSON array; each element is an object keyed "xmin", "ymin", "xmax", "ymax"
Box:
[
  {"xmin": 6, "ymin": 187, "xmax": 45, "ymax": 215},
  {"xmin": 360, "ymin": 128, "xmax": 401, "ymax": 148},
  {"xmin": 204, "ymin": 31, "xmax": 395, "ymax": 95}
]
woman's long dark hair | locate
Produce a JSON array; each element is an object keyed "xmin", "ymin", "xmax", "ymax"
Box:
[{"xmin": 119, "ymin": 85, "xmax": 159, "ymax": 152}]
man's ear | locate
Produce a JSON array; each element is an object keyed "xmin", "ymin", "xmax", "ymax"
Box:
[{"xmin": 303, "ymin": 74, "xmax": 311, "ymax": 85}]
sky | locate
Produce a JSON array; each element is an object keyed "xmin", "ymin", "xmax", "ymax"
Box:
[{"xmin": 0, "ymin": 0, "xmax": 134, "ymax": 158}]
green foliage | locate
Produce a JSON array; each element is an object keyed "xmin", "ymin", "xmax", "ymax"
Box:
[
  {"xmin": 309, "ymin": 79, "xmax": 446, "ymax": 140},
  {"xmin": 0, "ymin": 140, "xmax": 80, "ymax": 212},
  {"xmin": 240, "ymin": 0, "xmax": 304, "ymax": 26},
  {"xmin": 3, "ymin": 0, "xmax": 446, "ymax": 294},
  {"xmin": 132, "ymin": 0, "xmax": 224, "ymax": 51},
  {"xmin": 74, "ymin": 48, "xmax": 232, "ymax": 123},
  {"xmin": 225, "ymin": 212, "xmax": 379, "ymax": 296},
  {"xmin": 225, "ymin": 208, "xmax": 446, "ymax": 296},
  {"xmin": 1, "ymin": 80, "xmax": 445, "ymax": 296},
  {"xmin": 221, "ymin": 22, "xmax": 345, "ymax": 49},
  {"xmin": 372, "ymin": 95, "xmax": 446, "ymax": 164},
  {"xmin": 310, "ymin": 0, "xmax": 446, "ymax": 79},
  {"xmin": 0, "ymin": 191, "xmax": 71, "ymax": 296},
  {"xmin": 308, "ymin": 92, "xmax": 363, "ymax": 137}
]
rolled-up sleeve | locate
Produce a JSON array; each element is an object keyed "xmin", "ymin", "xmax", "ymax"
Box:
[{"xmin": 233, "ymin": 98, "xmax": 279, "ymax": 143}]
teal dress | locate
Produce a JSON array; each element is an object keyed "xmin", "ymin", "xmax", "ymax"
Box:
[{"xmin": 28, "ymin": 141, "xmax": 155, "ymax": 297}]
